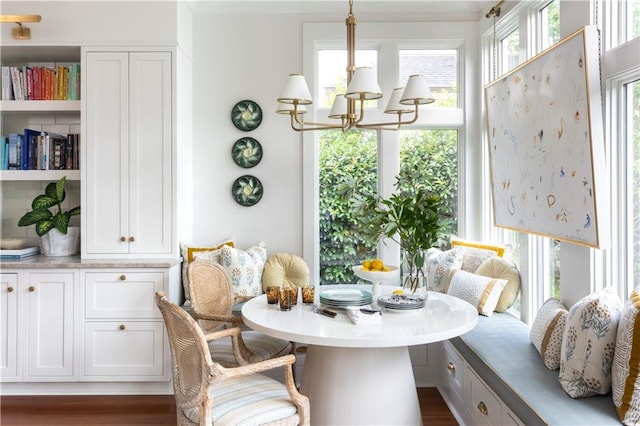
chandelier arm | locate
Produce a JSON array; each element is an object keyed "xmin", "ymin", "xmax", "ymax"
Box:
[
  {"xmin": 288, "ymin": 113, "xmax": 350, "ymax": 132},
  {"xmin": 354, "ymin": 105, "xmax": 421, "ymax": 130}
]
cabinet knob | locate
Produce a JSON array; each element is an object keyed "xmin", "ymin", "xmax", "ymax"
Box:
[
  {"xmin": 120, "ymin": 236, "xmax": 126, "ymax": 242},
  {"xmin": 7, "ymin": 286, "xmax": 14, "ymax": 293},
  {"xmin": 120, "ymin": 275, "xmax": 126, "ymax": 281},
  {"xmin": 477, "ymin": 401, "xmax": 488, "ymax": 416},
  {"xmin": 119, "ymin": 324, "xmax": 126, "ymax": 331},
  {"xmin": 28, "ymin": 286, "xmax": 35, "ymax": 292},
  {"xmin": 447, "ymin": 362, "xmax": 455, "ymax": 374},
  {"xmin": 129, "ymin": 236, "xmax": 135, "ymax": 242}
]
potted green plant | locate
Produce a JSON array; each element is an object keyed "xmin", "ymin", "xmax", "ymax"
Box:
[
  {"xmin": 18, "ymin": 176, "xmax": 81, "ymax": 256},
  {"xmin": 340, "ymin": 174, "xmax": 441, "ymax": 294}
]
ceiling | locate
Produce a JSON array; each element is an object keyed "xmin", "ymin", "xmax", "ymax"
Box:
[{"xmin": 188, "ymin": 0, "xmax": 497, "ymax": 21}]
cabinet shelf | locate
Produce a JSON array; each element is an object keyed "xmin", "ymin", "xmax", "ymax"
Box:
[
  {"xmin": 0, "ymin": 170, "xmax": 80, "ymax": 181},
  {"xmin": 0, "ymin": 100, "xmax": 80, "ymax": 112}
]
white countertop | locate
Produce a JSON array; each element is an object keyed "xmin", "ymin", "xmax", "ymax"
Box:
[{"xmin": 242, "ymin": 285, "xmax": 478, "ymax": 348}]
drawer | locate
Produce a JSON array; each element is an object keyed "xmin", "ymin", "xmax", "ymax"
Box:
[
  {"xmin": 466, "ymin": 367, "xmax": 502, "ymax": 425},
  {"xmin": 82, "ymin": 321, "xmax": 167, "ymax": 381},
  {"xmin": 85, "ymin": 272, "xmax": 164, "ymax": 318},
  {"xmin": 442, "ymin": 341, "xmax": 464, "ymax": 403}
]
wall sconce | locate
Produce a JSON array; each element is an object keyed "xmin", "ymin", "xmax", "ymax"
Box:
[{"xmin": 0, "ymin": 15, "xmax": 42, "ymax": 40}]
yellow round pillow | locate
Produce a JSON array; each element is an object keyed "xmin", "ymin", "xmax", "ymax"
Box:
[
  {"xmin": 475, "ymin": 256, "xmax": 521, "ymax": 312},
  {"xmin": 262, "ymin": 253, "xmax": 309, "ymax": 291}
]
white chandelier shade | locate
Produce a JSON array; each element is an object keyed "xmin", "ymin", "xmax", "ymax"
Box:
[
  {"xmin": 278, "ymin": 74, "xmax": 313, "ymax": 105},
  {"xmin": 344, "ymin": 67, "xmax": 383, "ymax": 101}
]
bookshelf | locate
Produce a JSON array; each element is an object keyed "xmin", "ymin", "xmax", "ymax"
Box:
[{"xmin": 0, "ymin": 45, "xmax": 81, "ymax": 180}]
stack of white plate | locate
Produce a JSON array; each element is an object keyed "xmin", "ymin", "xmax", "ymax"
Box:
[
  {"xmin": 377, "ymin": 294, "xmax": 426, "ymax": 311},
  {"xmin": 319, "ymin": 289, "xmax": 373, "ymax": 308}
]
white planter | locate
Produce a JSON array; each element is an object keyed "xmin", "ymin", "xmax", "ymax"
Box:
[{"xmin": 40, "ymin": 227, "xmax": 80, "ymax": 256}]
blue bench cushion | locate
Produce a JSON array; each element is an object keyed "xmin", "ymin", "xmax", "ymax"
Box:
[{"xmin": 450, "ymin": 313, "xmax": 619, "ymax": 425}]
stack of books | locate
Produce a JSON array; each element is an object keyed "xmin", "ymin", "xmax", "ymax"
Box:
[{"xmin": 0, "ymin": 246, "xmax": 40, "ymax": 260}]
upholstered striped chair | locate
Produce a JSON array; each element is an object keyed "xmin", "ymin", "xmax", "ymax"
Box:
[
  {"xmin": 155, "ymin": 291, "xmax": 310, "ymax": 425},
  {"xmin": 187, "ymin": 260, "xmax": 292, "ymax": 366}
]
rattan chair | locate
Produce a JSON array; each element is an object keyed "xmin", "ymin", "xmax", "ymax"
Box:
[
  {"xmin": 187, "ymin": 260, "xmax": 292, "ymax": 366},
  {"xmin": 156, "ymin": 291, "xmax": 310, "ymax": 425}
]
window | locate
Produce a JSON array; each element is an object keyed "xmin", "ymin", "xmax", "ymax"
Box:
[
  {"xmin": 316, "ymin": 46, "xmax": 461, "ymax": 285},
  {"xmin": 626, "ymin": 0, "xmax": 640, "ymax": 41},
  {"xmin": 500, "ymin": 29, "xmax": 520, "ymax": 73},
  {"xmin": 540, "ymin": 0, "xmax": 560, "ymax": 50},
  {"xmin": 628, "ymin": 79, "xmax": 640, "ymax": 289}
]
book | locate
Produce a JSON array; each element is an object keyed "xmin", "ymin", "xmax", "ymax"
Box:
[
  {"xmin": 0, "ymin": 246, "xmax": 40, "ymax": 259},
  {"xmin": 8, "ymin": 133, "xmax": 20, "ymax": 169},
  {"xmin": 23, "ymin": 128, "xmax": 40, "ymax": 170}
]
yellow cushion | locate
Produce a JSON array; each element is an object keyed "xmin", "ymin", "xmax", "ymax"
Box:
[
  {"xmin": 451, "ymin": 237, "xmax": 506, "ymax": 257},
  {"xmin": 475, "ymin": 256, "xmax": 521, "ymax": 312},
  {"xmin": 262, "ymin": 253, "xmax": 309, "ymax": 291}
]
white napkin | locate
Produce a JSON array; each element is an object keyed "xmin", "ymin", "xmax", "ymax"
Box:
[{"xmin": 345, "ymin": 306, "xmax": 382, "ymax": 325}]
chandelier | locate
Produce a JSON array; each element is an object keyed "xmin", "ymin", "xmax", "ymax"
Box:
[{"xmin": 276, "ymin": 0, "xmax": 435, "ymax": 132}]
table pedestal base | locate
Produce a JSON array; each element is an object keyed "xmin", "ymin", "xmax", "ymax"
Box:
[{"xmin": 300, "ymin": 345, "xmax": 422, "ymax": 426}]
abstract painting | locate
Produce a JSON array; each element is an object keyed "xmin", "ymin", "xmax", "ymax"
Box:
[{"xmin": 485, "ymin": 25, "xmax": 608, "ymax": 248}]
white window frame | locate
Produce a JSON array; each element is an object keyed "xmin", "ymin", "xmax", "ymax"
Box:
[
  {"xmin": 301, "ymin": 21, "xmax": 476, "ymax": 284},
  {"xmin": 603, "ymin": 35, "xmax": 640, "ymax": 299}
]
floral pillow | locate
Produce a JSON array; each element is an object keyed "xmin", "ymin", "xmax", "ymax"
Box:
[
  {"xmin": 426, "ymin": 247, "xmax": 462, "ymax": 293},
  {"xmin": 559, "ymin": 287, "xmax": 622, "ymax": 398},
  {"xmin": 215, "ymin": 242, "xmax": 267, "ymax": 301}
]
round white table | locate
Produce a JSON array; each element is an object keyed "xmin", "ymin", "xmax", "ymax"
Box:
[{"xmin": 242, "ymin": 285, "xmax": 477, "ymax": 426}]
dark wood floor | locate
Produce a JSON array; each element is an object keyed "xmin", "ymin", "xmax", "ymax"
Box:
[{"xmin": 0, "ymin": 387, "xmax": 457, "ymax": 425}]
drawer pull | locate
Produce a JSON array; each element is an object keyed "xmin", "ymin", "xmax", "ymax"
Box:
[
  {"xmin": 295, "ymin": 346, "xmax": 307, "ymax": 354},
  {"xmin": 120, "ymin": 236, "xmax": 126, "ymax": 242},
  {"xmin": 120, "ymin": 275, "xmax": 126, "ymax": 281},
  {"xmin": 119, "ymin": 324, "xmax": 126, "ymax": 331},
  {"xmin": 7, "ymin": 286, "xmax": 14, "ymax": 293},
  {"xmin": 129, "ymin": 236, "xmax": 135, "ymax": 242},
  {"xmin": 28, "ymin": 286, "xmax": 35, "ymax": 292},
  {"xmin": 447, "ymin": 362, "xmax": 455, "ymax": 373},
  {"xmin": 477, "ymin": 401, "xmax": 488, "ymax": 416}
]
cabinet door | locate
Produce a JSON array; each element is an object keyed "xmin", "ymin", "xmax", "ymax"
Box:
[
  {"xmin": 85, "ymin": 51, "xmax": 130, "ymax": 255},
  {"xmin": 128, "ymin": 52, "xmax": 173, "ymax": 255},
  {"xmin": 0, "ymin": 273, "xmax": 19, "ymax": 382},
  {"xmin": 84, "ymin": 51, "xmax": 173, "ymax": 257},
  {"xmin": 24, "ymin": 271, "xmax": 76, "ymax": 381},
  {"xmin": 84, "ymin": 271, "xmax": 164, "ymax": 319},
  {"xmin": 83, "ymin": 321, "xmax": 166, "ymax": 381}
]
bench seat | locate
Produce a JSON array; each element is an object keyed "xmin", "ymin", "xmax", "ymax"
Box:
[{"xmin": 449, "ymin": 313, "xmax": 619, "ymax": 425}]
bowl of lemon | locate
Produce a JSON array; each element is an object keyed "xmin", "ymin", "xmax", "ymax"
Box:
[{"xmin": 352, "ymin": 259, "xmax": 400, "ymax": 297}]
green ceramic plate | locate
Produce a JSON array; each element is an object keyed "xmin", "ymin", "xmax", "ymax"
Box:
[
  {"xmin": 231, "ymin": 100, "xmax": 262, "ymax": 131},
  {"xmin": 232, "ymin": 137, "xmax": 263, "ymax": 168},
  {"xmin": 232, "ymin": 175, "xmax": 263, "ymax": 206}
]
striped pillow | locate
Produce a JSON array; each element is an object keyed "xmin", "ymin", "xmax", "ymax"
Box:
[
  {"xmin": 530, "ymin": 298, "xmax": 567, "ymax": 370},
  {"xmin": 447, "ymin": 269, "xmax": 507, "ymax": 316},
  {"xmin": 613, "ymin": 288, "xmax": 640, "ymax": 423}
]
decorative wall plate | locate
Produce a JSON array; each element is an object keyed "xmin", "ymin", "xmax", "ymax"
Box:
[
  {"xmin": 231, "ymin": 100, "xmax": 262, "ymax": 131},
  {"xmin": 232, "ymin": 137, "xmax": 263, "ymax": 168},
  {"xmin": 232, "ymin": 175, "xmax": 263, "ymax": 206}
]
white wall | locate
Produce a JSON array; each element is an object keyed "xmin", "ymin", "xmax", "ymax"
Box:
[{"xmin": 190, "ymin": 12, "xmax": 306, "ymax": 254}]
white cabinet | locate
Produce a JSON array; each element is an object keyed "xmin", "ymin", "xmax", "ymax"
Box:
[
  {"xmin": 81, "ymin": 270, "xmax": 169, "ymax": 381},
  {"xmin": 0, "ymin": 273, "xmax": 19, "ymax": 381},
  {"xmin": 83, "ymin": 50, "xmax": 174, "ymax": 257},
  {"xmin": 0, "ymin": 270, "xmax": 77, "ymax": 383},
  {"xmin": 438, "ymin": 340, "xmax": 524, "ymax": 426}
]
